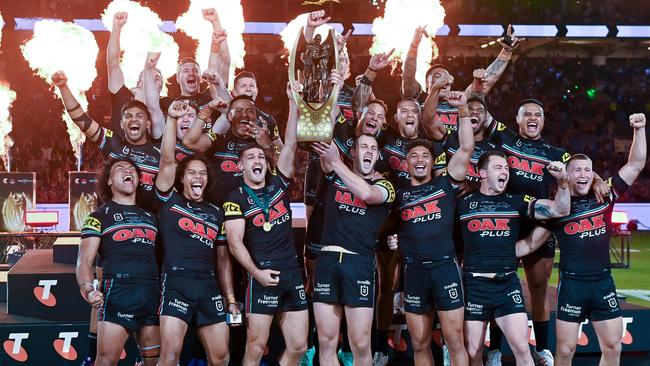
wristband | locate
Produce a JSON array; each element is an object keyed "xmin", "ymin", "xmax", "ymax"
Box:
[
  {"xmin": 410, "ymin": 43, "xmax": 419, "ymax": 49},
  {"xmin": 66, "ymin": 104, "xmax": 81, "ymax": 113},
  {"xmin": 368, "ymin": 66, "xmax": 379, "ymax": 73},
  {"xmin": 72, "ymin": 112, "xmax": 93, "ymax": 132}
]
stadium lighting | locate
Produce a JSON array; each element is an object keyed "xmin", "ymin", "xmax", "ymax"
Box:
[
  {"xmin": 617, "ymin": 25, "xmax": 650, "ymax": 38},
  {"xmin": 612, "ymin": 211, "xmax": 629, "ymax": 225},
  {"xmin": 510, "ymin": 24, "xmax": 558, "ymax": 37},
  {"xmin": 566, "ymin": 25, "xmax": 608, "ymax": 38},
  {"xmin": 586, "ymin": 88, "xmax": 597, "ymax": 99},
  {"xmin": 458, "ymin": 24, "xmax": 504, "ymax": 37}
]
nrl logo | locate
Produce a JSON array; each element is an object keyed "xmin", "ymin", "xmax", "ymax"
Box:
[
  {"xmin": 449, "ymin": 288, "xmax": 458, "ymax": 299},
  {"xmin": 215, "ymin": 300, "xmax": 224, "ymax": 311},
  {"xmin": 299, "ymin": 289, "xmax": 306, "ymax": 300},
  {"xmin": 608, "ymin": 298, "xmax": 618, "ymax": 308},
  {"xmin": 360, "ymin": 285, "xmax": 369, "ymax": 297},
  {"xmin": 469, "ymin": 201, "xmax": 478, "ymax": 209},
  {"xmin": 512, "ymin": 294, "xmax": 522, "ymax": 304}
]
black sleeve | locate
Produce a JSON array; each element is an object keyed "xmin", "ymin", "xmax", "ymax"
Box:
[
  {"xmin": 223, "ymin": 188, "xmax": 245, "ymax": 222},
  {"xmin": 609, "ymin": 173, "xmax": 631, "ymax": 199}
]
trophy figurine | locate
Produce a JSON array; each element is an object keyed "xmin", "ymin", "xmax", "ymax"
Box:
[{"xmin": 288, "ymin": 27, "xmax": 340, "ymax": 147}]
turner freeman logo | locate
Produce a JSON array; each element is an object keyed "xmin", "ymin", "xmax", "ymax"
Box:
[{"xmin": 33, "ymin": 280, "xmax": 58, "ymax": 307}]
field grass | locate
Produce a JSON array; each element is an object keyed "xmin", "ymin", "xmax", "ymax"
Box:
[{"xmin": 518, "ymin": 231, "xmax": 650, "ymax": 308}]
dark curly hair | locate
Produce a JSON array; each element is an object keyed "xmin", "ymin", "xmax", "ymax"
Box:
[
  {"xmin": 96, "ymin": 157, "xmax": 141, "ymax": 203},
  {"xmin": 174, "ymin": 154, "xmax": 218, "ymax": 200}
]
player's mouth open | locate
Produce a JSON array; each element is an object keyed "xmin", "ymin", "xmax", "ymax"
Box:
[
  {"xmin": 470, "ymin": 117, "xmax": 479, "ymax": 124},
  {"xmin": 179, "ymin": 123, "xmax": 190, "ymax": 131},
  {"xmin": 576, "ymin": 178, "xmax": 589, "ymax": 188},
  {"xmin": 187, "ymin": 76, "xmax": 197, "ymax": 88},
  {"xmin": 527, "ymin": 122, "xmax": 538, "ymax": 132},
  {"xmin": 128, "ymin": 123, "xmax": 141, "ymax": 133},
  {"xmin": 365, "ymin": 121, "xmax": 376, "ymax": 130},
  {"xmin": 405, "ymin": 119, "xmax": 415, "ymax": 127},
  {"xmin": 497, "ymin": 176, "xmax": 507, "ymax": 183},
  {"xmin": 191, "ymin": 182, "xmax": 203, "ymax": 195},
  {"xmin": 414, "ymin": 164, "xmax": 426, "ymax": 173},
  {"xmin": 252, "ymin": 165, "xmax": 263, "ymax": 175},
  {"xmin": 123, "ymin": 175, "xmax": 134, "ymax": 183}
]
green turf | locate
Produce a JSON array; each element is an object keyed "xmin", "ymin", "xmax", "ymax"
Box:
[{"xmin": 518, "ymin": 231, "xmax": 650, "ymax": 308}]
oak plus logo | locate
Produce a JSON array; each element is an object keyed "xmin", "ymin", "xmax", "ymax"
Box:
[
  {"xmin": 53, "ymin": 332, "xmax": 79, "ymax": 360},
  {"xmin": 33, "ymin": 279, "xmax": 58, "ymax": 307},
  {"xmin": 3, "ymin": 333, "xmax": 29, "ymax": 362}
]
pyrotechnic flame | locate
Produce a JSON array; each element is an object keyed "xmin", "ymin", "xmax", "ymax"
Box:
[
  {"xmin": 0, "ymin": 82, "xmax": 16, "ymax": 171},
  {"xmin": 20, "ymin": 20, "xmax": 99, "ymax": 167},
  {"xmin": 176, "ymin": 0, "xmax": 245, "ymax": 88},
  {"xmin": 0, "ymin": 12, "xmax": 4, "ymax": 48},
  {"xmin": 370, "ymin": 0, "xmax": 445, "ymax": 87},
  {"xmin": 102, "ymin": 0, "xmax": 179, "ymax": 96}
]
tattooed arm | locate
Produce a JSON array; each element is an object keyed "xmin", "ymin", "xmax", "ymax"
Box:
[
  {"xmin": 353, "ymin": 49, "xmax": 394, "ymax": 113},
  {"xmin": 532, "ymin": 162, "xmax": 571, "ymax": 220},
  {"xmin": 401, "ymin": 26, "xmax": 427, "ymax": 98}
]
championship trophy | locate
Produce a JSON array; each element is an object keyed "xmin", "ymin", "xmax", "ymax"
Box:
[{"xmin": 288, "ymin": 27, "xmax": 340, "ymax": 147}]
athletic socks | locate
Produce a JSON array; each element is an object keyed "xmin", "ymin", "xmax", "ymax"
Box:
[
  {"xmin": 489, "ymin": 324, "xmax": 502, "ymax": 351},
  {"xmin": 376, "ymin": 330, "xmax": 389, "ymax": 353},
  {"xmin": 87, "ymin": 332, "xmax": 98, "ymax": 360},
  {"xmin": 533, "ymin": 320, "xmax": 550, "ymax": 351}
]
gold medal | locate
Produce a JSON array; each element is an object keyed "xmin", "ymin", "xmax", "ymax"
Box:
[{"xmin": 263, "ymin": 222, "xmax": 272, "ymax": 232}]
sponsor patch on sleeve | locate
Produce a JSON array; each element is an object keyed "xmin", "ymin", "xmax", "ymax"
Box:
[
  {"xmin": 561, "ymin": 152, "xmax": 571, "ymax": 163},
  {"xmin": 375, "ymin": 179, "xmax": 396, "ymax": 203},
  {"xmin": 105, "ymin": 129, "xmax": 113, "ymax": 137},
  {"xmin": 223, "ymin": 202, "xmax": 242, "ymax": 216},
  {"xmin": 82, "ymin": 216, "xmax": 101, "ymax": 232},
  {"xmin": 435, "ymin": 153, "xmax": 447, "ymax": 166},
  {"xmin": 497, "ymin": 122, "xmax": 507, "ymax": 131},
  {"xmin": 207, "ymin": 132, "xmax": 218, "ymax": 142},
  {"xmin": 523, "ymin": 194, "xmax": 536, "ymax": 203}
]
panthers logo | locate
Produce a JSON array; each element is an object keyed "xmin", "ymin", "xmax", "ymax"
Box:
[
  {"xmin": 73, "ymin": 192, "xmax": 98, "ymax": 231},
  {"xmin": 2, "ymin": 192, "xmax": 33, "ymax": 232}
]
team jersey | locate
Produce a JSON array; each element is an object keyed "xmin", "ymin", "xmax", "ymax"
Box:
[
  {"xmin": 488, "ymin": 121, "xmax": 570, "ymax": 198},
  {"xmin": 337, "ymin": 84, "xmax": 356, "ymax": 125},
  {"xmin": 320, "ymin": 172, "xmax": 395, "ymax": 256},
  {"xmin": 160, "ymin": 90, "xmax": 219, "ymax": 131},
  {"xmin": 332, "ymin": 118, "xmax": 385, "ymax": 164},
  {"xmin": 552, "ymin": 174, "xmax": 630, "ymax": 275},
  {"xmin": 174, "ymin": 140, "xmax": 194, "ymax": 164},
  {"xmin": 156, "ymin": 189, "xmax": 226, "ymax": 274},
  {"xmin": 97, "ymin": 128, "xmax": 160, "ymax": 210},
  {"xmin": 222, "ymin": 172, "xmax": 296, "ymax": 263},
  {"xmin": 81, "ymin": 201, "xmax": 158, "ymax": 278},
  {"xmin": 443, "ymin": 130, "xmax": 497, "ymax": 183},
  {"xmin": 416, "ymin": 91, "xmax": 459, "ymax": 133},
  {"xmin": 396, "ymin": 175, "xmax": 462, "ymax": 262},
  {"xmin": 205, "ymin": 130, "xmax": 256, "ymax": 201},
  {"xmin": 256, "ymin": 108, "xmax": 281, "ymax": 142},
  {"xmin": 457, "ymin": 192, "xmax": 536, "ymax": 272}
]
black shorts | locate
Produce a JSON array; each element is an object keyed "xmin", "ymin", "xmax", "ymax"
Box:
[
  {"xmin": 158, "ymin": 271, "xmax": 227, "ymax": 326},
  {"xmin": 98, "ymin": 277, "xmax": 159, "ymax": 332},
  {"xmin": 556, "ymin": 271, "xmax": 621, "ymax": 323},
  {"xmin": 246, "ymin": 257, "xmax": 308, "ymax": 315},
  {"xmin": 313, "ymin": 251, "xmax": 375, "ymax": 307},
  {"xmin": 404, "ymin": 259, "xmax": 464, "ymax": 314},
  {"xmin": 305, "ymin": 205, "xmax": 325, "ymax": 260},
  {"xmin": 463, "ymin": 272, "xmax": 526, "ymax": 321}
]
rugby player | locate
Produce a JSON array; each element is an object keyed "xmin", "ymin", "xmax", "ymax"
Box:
[
  {"xmin": 52, "ymin": 71, "xmax": 160, "ymax": 211},
  {"xmin": 458, "ymin": 150, "xmax": 570, "ymax": 366},
  {"xmin": 484, "ymin": 99, "xmax": 609, "ymax": 365},
  {"xmin": 551, "ymin": 114, "xmax": 646, "ymax": 366},
  {"xmin": 311, "ymin": 134, "xmax": 395, "ymax": 366},
  {"xmin": 402, "ymin": 25, "xmax": 520, "ymax": 135},
  {"xmin": 76, "ymin": 158, "xmax": 160, "ymax": 366},
  {"xmin": 155, "ymin": 100, "xmax": 236, "ymax": 366},
  {"xmin": 223, "ymin": 82, "xmax": 309, "ymax": 366},
  {"xmin": 393, "ymin": 90, "xmax": 475, "ymax": 366}
]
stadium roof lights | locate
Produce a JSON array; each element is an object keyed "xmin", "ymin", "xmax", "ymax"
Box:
[{"xmin": 11, "ymin": 18, "xmax": 650, "ymax": 38}]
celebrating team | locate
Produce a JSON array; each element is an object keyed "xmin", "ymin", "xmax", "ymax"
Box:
[{"xmin": 66, "ymin": 9, "xmax": 647, "ymax": 366}]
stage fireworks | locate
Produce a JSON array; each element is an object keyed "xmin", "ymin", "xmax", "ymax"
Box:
[
  {"xmin": 370, "ymin": 0, "xmax": 446, "ymax": 87},
  {"xmin": 176, "ymin": 0, "xmax": 245, "ymax": 88},
  {"xmin": 0, "ymin": 82, "xmax": 16, "ymax": 171},
  {"xmin": 101, "ymin": 0, "xmax": 179, "ymax": 96},
  {"xmin": 20, "ymin": 20, "xmax": 99, "ymax": 170},
  {"xmin": 0, "ymin": 11, "xmax": 4, "ymax": 48}
]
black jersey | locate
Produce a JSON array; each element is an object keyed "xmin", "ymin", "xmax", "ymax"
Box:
[
  {"xmin": 552, "ymin": 174, "xmax": 629, "ymax": 276},
  {"xmin": 205, "ymin": 130, "xmax": 256, "ymax": 202},
  {"xmin": 488, "ymin": 122, "xmax": 569, "ymax": 198},
  {"xmin": 396, "ymin": 175, "xmax": 461, "ymax": 261},
  {"xmin": 160, "ymin": 90, "xmax": 219, "ymax": 130},
  {"xmin": 257, "ymin": 108, "xmax": 281, "ymax": 142},
  {"xmin": 156, "ymin": 189, "xmax": 226, "ymax": 274},
  {"xmin": 320, "ymin": 173, "xmax": 395, "ymax": 256},
  {"xmin": 222, "ymin": 172, "xmax": 295, "ymax": 263},
  {"xmin": 97, "ymin": 128, "xmax": 160, "ymax": 210},
  {"xmin": 457, "ymin": 192, "xmax": 535, "ymax": 272},
  {"xmin": 443, "ymin": 131, "xmax": 497, "ymax": 183},
  {"xmin": 81, "ymin": 201, "xmax": 158, "ymax": 278},
  {"xmin": 337, "ymin": 84, "xmax": 356, "ymax": 125},
  {"xmin": 416, "ymin": 91, "xmax": 459, "ymax": 133},
  {"xmin": 174, "ymin": 140, "xmax": 194, "ymax": 164},
  {"xmin": 332, "ymin": 118, "xmax": 358, "ymax": 164},
  {"xmin": 376, "ymin": 129, "xmax": 447, "ymax": 190}
]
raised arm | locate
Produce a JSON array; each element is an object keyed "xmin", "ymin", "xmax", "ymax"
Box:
[
  {"xmin": 107, "ymin": 12, "xmax": 127, "ymax": 94},
  {"xmin": 313, "ymin": 142, "xmax": 389, "ymax": 204},
  {"xmin": 182, "ymin": 100, "xmax": 223, "ymax": 153},
  {"xmin": 225, "ymin": 219, "xmax": 280, "ymax": 287},
  {"xmin": 52, "ymin": 71, "xmax": 102, "ymax": 143},
  {"xmin": 303, "ymin": 10, "xmax": 331, "ymax": 42},
  {"xmin": 277, "ymin": 82, "xmax": 301, "ymax": 178},
  {"xmin": 352, "ymin": 49, "xmax": 394, "ymax": 113},
  {"xmin": 421, "ymin": 74, "xmax": 453, "ymax": 141},
  {"xmin": 465, "ymin": 24, "xmax": 520, "ymax": 98},
  {"xmin": 515, "ymin": 226, "xmax": 552, "ymax": 258},
  {"xmin": 532, "ymin": 162, "xmax": 571, "ymax": 220},
  {"xmin": 445, "ymin": 92, "xmax": 474, "ymax": 181},
  {"xmin": 156, "ymin": 101, "xmax": 187, "ymax": 192},
  {"xmin": 618, "ymin": 113, "xmax": 647, "ymax": 186},
  {"xmin": 401, "ymin": 26, "xmax": 427, "ymax": 98},
  {"xmin": 203, "ymin": 9, "xmax": 231, "ymax": 86},
  {"xmin": 76, "ymin": 236, "xmax": 103, "ymax": 308},
  {"xmin": 143, "ymin": 52, "xmax": 164, "ymax": 140}
]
